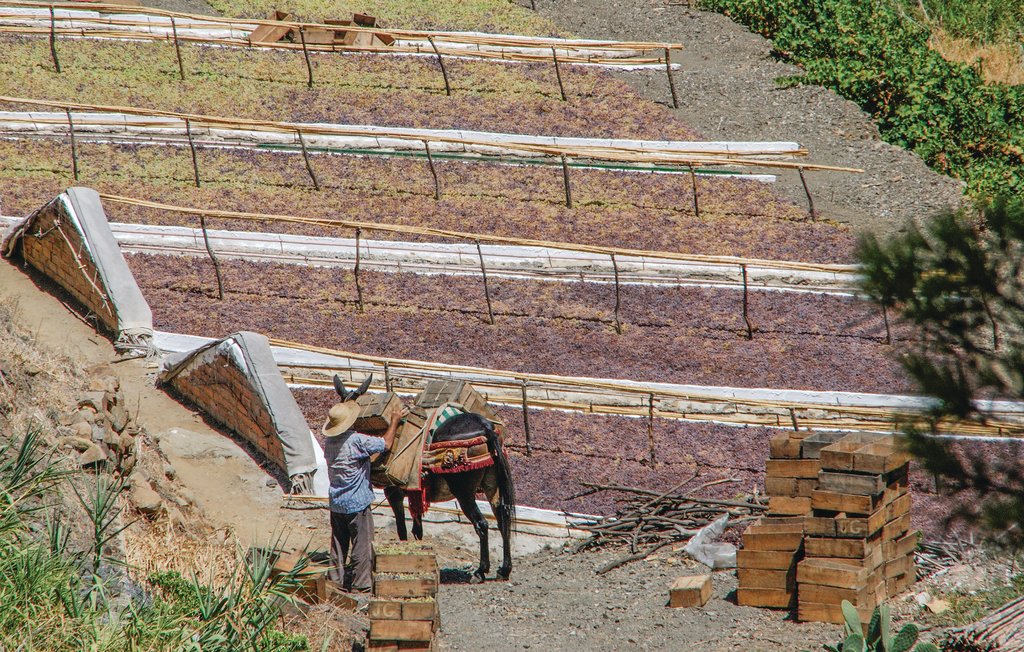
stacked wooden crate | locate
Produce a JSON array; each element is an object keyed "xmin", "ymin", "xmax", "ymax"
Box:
[
  {"xmin": 797, "ymin": 435, "xmax": 914, "ymax": 624},
  {"xmin": 415, "ymin": 380, "xmax": 498, "ymax": 423},
  {"xmin": 763, "ymin": 431, "xmax": 823, "ymax": 517},
  {"xmin": 736, "ymin": 516, "xmax": 804, "ymax": 608},
  {"xmin": 368, "ymin": 544, "xmax": 440, "ymax": 651}
]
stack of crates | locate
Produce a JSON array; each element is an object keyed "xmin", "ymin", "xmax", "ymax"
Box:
[
  {"xmin": 368, "ymin": 543, "xmax": 440, "ymax": 651},
  {"xmin": 797, "ymin": 434, "xmax": 914, "ymax": 624}
]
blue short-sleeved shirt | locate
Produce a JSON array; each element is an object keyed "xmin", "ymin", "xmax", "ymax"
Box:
[{"xmin": 323, "ymin": 431, "xmax": 386, "ymax": 514}]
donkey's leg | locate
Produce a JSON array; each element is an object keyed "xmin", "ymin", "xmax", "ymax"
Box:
[
  {"xmin": 484, "ymin": 478, "xmax": 512, "ymax": 580},
  {"xmin": 384, "ymin": 485, "xmax": 408, "ymax": 541},
  {"xmin": 450, "ymin": 480, "xmax": 489, "ymax": 582},
  {"xmin": 411, "ymin": 510, "xmax": 423, "ymax": 541}
]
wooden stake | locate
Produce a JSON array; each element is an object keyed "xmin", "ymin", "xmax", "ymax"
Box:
[
  {"xmin": 428, "ymin": 36, "xmax": 451, "ymax": 96},
  {"xmin": 798, "ymin": 166, "xmax": 817, "ymax": 220},
  {"xmin": 299, "ymin": 27, "xmax": 314, "ymax": 89},
  {"xmin": 423, "ymin": 140, "xmax": 440, "ymax": 200},
  {"xmin": 170, "ymin": 17, "xmax": 185, "ymax": 80},
  {"xmin": 664, "ymin": 48, "xmax": 678, "ymax": 109},
  {"xmin": 521, "ymin": 379, "xmax": 532, "ymax": 456},
  {"xmin": 296, "ymin": 129, "xmax": 320, "ymax": 190},
  {"xmin": 384, "ymin": 361, "xmax": 392, "ymax": 392},
  {"xmin": 552, "ymin": 47, "xmax": 566, "ymax": 101},
  {"xmin": 475, "ymin": 239, "xmax": 495, "ymax": 325},
  {"xmin": 688, "ymin": 164, "xmax": 700, "ymax": 218},
  {"xmin": 647, "ymin": 393, "xmax": 656, "ymax": 465},
  {"xmin": 49, "ymin": 7, "xmax": 61, "ymax": 73},
  {"xmin": 184, "ymin": 118, "xmax": 200, "ymax": 188},
  {"xmin": 611, "ymin": 253, "xmax": 623, "ymax": 334},
  {"xmin": 65, "ymin": 109, "xmax": 79, "ymax": 181},
  {"xmin": 560, "ymin": 154, "xmax": 573, "ymax": 209},
  {"xmin": 882, "ymin": 304, "xmax": 892, "ymax": 345},
  {"xmin": 529, "ymin": 0, "xmax": 536, "ymax": 9},
  {"xmin": 741, "ymin": 263, "xmax": 753, "ymax": 340},
  {"xmin": 354, "ymin": 227, "xmax": 364, "ymax": 312},
  {"xmin": 199, "ymin": 214, "xmax": 224, "ymax": 299},
  {"xmin": 789, "ymin": 408, "xmax": 799, "ymax": 432}
]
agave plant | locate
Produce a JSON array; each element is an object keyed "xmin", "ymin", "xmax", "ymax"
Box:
[{"xmin": 821, "ymin": 601, "xmax": 939, "ymax": 652}]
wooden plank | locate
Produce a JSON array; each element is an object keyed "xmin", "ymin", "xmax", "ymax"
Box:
[
  {"xmin": 884, "ymin": 554, "xmax": 914, "ymax": 580},
  {"xmin": 736, "ymin": 549, "xmax": 799, "ymax": 571},
  {"xmin": 883, "ymin": 531, "xmax": 918, "ymax": 560},
  {"xmin": 853, "ymin": 443, "xmax": 910, "ymax": 474},
  {"xmin": 796, "ymin": 558, "xmax": 868, "ymax": 589},
  {"xmin": 374, "ymin": 576, "xmax": 438, "ymax": 599},
  {"xmin": 884, "ymin": 492, "xmax": 912, "ymax": 521},
  {"xmin": 403, "ymin": 600, "xmax": 440, "ymax": 626},
  {"xmin": 804, "ymin": 516, "xmax": 837, "ymax": 537},
  {"xmin": 768, "ymin": 496, "xmax": 811, "ymax": 516},
  {"xmin": 799, "ymin": 579, "xmax": 882, "ymax": 606},
  {"xmin": 249, "ymin": 21, "xmax": 292, "ymax": 44},
  {"xmin": 736, "ymin": 587, "xmax": 795, "ymax": 608},
  {"xmin": 818, "ymin": 433, "xmax": 884, "ymax": 471},
  {"xmin": 800, "ymin": 431, "xmax": 850, "ymax": 460},
  {"xmin": 818, "ymin": 471, "xmax": 886, "ymax": 496},
  {"xmin": 804, "ymin": 535, "xmax": 880, "ymax": 560},
  {"xmin": 881, "ymin": 513, "xmax": 911, "ymax": 542},
  {"xmin": 367, "ymin": 641, "xmax": 400, "ymax": 652},
  {"xmin": 799, "ymin": 600, "xmax": 877, "ymax": 625},
  {"xmin": 375, "ymin": 553, "xmax": 437, "ymax": 574},
  {"xmin": 764, "ymin": 476, "xmax": 797, "ymax": 496},
  {"xmin": 811, "ymin": 489, "xmax": 879, "ymax": 515},
  {"xmin": 669, "ymin": 575, "xmax": 712, "ymax": 608},
  {"xmin": 885, "ymin": 572, "xmax": 915, "ymax": 598},
  {"xmin": 737, "ymin": 568, "xmax": 796, "ymax": 590},
  {"xmin": 766, "ymin": 459, "xmax": 821, "ymax": 479},
  {"xmin": 742, "ymin": 531, "xmax": 804, "ymax": 551},
  {"xmin": 745, "ymin": 519, "xmax": 805, "ymax": 534},
  {"xmin": 369, "ymin": 600, "xmax": 404, "ymax": 620},
  {"xmin": 369, "ymin": 620, "xmax": 433, "ymax": 642},
  {"xmin": 769, "ymin": 435, "xmax": 802, "ymax": 459}
]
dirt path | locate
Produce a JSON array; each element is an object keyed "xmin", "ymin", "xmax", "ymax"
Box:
[
  {"xmin": 534, "ymin": 0, "xmax": 966, "ymax": 237},
  {"xmin": 0, "ymin": 258, "xmax": 323, "ymax": 551}
]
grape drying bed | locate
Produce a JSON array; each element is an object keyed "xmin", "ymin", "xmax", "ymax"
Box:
[
  {"xmin": 1, "ymin": 139, "xmax": 856, "ymax": 262},
  {"xmin": 128, "ymin": 253, "xmax": 909, "ymax": 393}
]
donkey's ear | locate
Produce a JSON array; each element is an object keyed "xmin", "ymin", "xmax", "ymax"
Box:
[
  {"xmin": 333, "ymin": 374, "xmax": 347, "ymax": 399},
  {"xmin": 354, "ymin": 374, "xmax": 373, "ymax": 398}
]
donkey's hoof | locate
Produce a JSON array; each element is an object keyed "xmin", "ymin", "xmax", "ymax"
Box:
[
  {"xmin": 497, "ymin": 569, "xmax": 511, "ymax": 581},
  {"xmin": 470, "ymin": 572, "xmax": 486, "ymax": 584}
]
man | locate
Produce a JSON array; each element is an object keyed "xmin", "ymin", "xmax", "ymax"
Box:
[{"xmin": 322, "ymin": 398, "xmax": 404, "ymax": 592}]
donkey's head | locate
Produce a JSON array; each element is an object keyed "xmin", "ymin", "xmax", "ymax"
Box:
[{"xmin": 333, "ymin": 373, "xmax": 373, "ymax": 402}]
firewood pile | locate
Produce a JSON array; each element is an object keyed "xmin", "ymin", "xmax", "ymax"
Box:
[
  {"xmin": 570, "ymin": 478, "xmax": 767, "ymax": 568},
  {"xmin": 943, "ymin": 595, "xmax": 1024, "ymax": 652}
]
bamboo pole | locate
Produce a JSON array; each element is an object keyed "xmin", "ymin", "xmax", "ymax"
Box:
[
  {"xmin": 184, "ymin": 117, "xmax": 200, "ymax": 187},
  {"xmin": 296, "ymin": 129, "xmax": 320, "ymax": 190},
  {"xmin": 560, "ymin": 154, "xmax": 573, "ymax": 209},
  {"xmin": 611, "ymin": 253, "xmax": 623, "ymax": 334},
  {"xmin": 170, "ymin": 16, "xmax": 185, "ymax": 80},
  {"xmin": 552, "ymin": 47, "xmax": 566, "ymax": 101},
  {"xmin": 798, "ymin": 166, "xmax": 817, "ymax": 220},
  {"xmin": 48, "ymin": 6, "xmax": 61, "ymax": 72},
  {"xmin": 475, "ymin": 239, "xmax": 495, "ymax": 325},
  {"xmin": 384, "ymin": 361, "xmax": 392, "ymax": 392},
  {"xmin": 298, "ymin": 27, "xmax": 313, "ymax": 88},
  {"xmin": 741, "ymin": 263, "xmax": 753, "ymax": 340},
  {"xmin": 65, "ymin": 109, "xmax": 78, "ymax": 181},
  {"xmin": 423, "ymin": 140, "xmax": 440, "ymax": 200},
  {"xmin": 521, "ymin": 379, "xmax": 532, "ymax": 456},
  {"xmin": 647, "ymin": 393, "xmax": 656, "ymax": 465},
  {"xmin": 354, "ymin": 226, "xmax": 364, "ymax": 312},
  {"xmin": 664, "ymin": 47, "xmax": 678, "ymax": 109},
  {"xmin": 688, "ymin": 164, "xmax": 700, "ymax": 218},
  {"xmin": 199, "ymin": 213, "xmax": 224, "ymax": 299},
  {"xmin": 427, "ymin": 36, "xmax": 451, "ymax": 96},
  {"xmin": 789, "ymin": 407, "xmax": 799, "ymax": 431}
]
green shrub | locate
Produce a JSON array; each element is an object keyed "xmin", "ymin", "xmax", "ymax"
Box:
[{"xmin": 700, "ymin": 0, "xmax": 1024, "ymax": 200}]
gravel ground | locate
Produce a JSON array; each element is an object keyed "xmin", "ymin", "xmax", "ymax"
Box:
[{"xmin": 532, "ymin": 0, "xmax": 967, "ymax": 238}]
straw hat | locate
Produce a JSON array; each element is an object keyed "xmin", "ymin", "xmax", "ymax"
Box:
[{"xmin": 322, "ymin": 402, "xmax": 361, "ymax": 437}]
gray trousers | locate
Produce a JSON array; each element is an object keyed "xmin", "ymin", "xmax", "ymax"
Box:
[{"xmin": 328, "ymin": 506, "xmax": 374, "ymax": 591}]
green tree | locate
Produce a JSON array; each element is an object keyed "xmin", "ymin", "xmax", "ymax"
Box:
[{"xmin": 857, "ymin": 197, "xmax": 1024, "ymax": 546}]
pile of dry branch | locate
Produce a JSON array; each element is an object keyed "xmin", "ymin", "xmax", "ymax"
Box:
[
  {"xmin": 570, "ymin": 477, "xmax": 766, "ymax": 573},
  {"xmin": 944, "ymin": 595, "xmax": 1024, "ymax": 651}
]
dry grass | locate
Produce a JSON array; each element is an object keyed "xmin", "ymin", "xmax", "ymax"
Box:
[{"xmin": 930, "ymin": 30, "xmax": 1024, "ymax": 85}]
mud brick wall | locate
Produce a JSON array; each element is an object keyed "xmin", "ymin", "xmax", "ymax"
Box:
[
  {"xmin": 170, "ymin": 353, "xmax": 286, "ymax": 469},
  {"xmin": 18, "ymin": 204, "xmax": 118, "ymax": 333}
]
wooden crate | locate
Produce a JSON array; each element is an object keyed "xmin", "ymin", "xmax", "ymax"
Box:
[
  {"xmin": 376, "ymin": 551, "xmax": 438, "ymax": 574},
  {"xmin": 736, "ymin": 549, "xmax": 800, "ymax": 571},
  {"xmin": 804, "ymin": 535, "xmax": 881, "ymax": 560},
  {"xmin": 355, "ymin": 392, "xmax": 402, "ymax": 433},
  {"xmin": 800, "ymin": 431, "xmax": 854, "ymax": 460},
  {"xmin": 738, "ymin": 568, "xmax": 797, "ymax": 591},
  {"xmin": 769, "ymin": 434, "xmax": 802, "ymax": 459},
  {"xmin": 369, "ymin": 598, "xmax": 439, "ymax": 629},
  {"xmin": 737, "ymin": 587, "xmax": 796, "ymax": 608},
  {"xmin": 796, "ymin": 558, "xmax": 870, "ymax": 590},
  {"xmin": 669, "ymin": 575, "xmax": 712, "ymax": 608},
  {"xmin": 766, "ymin": 459, "xmax": 822, "ymax": 479},
  {"xmin": 818, "ymin": 434, "xmax": 892, "ymax": 471},
  {"xmin": 799, "ymin": 599, "xmax": 877, "ymax": 625},
  {"xmin": 369, "ymin": 620, "xmax": 433, "ymax": 642},
  {"xmin": 768, "ymin": 495, "xmax": 811, "ymax": 516}
]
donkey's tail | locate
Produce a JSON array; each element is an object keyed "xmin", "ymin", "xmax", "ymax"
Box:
[{"xmin": 485, "ymin": 424, "xmax": 516, "ymax": 541}]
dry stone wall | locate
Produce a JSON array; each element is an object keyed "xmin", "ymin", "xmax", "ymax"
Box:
[
  {"xmin": 1, "ymin": 187, "xmax": 153, "ymax": 348},
  {"xmin": 158, "ymin": 331, "xmax": 321, "ymax": 492}
]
